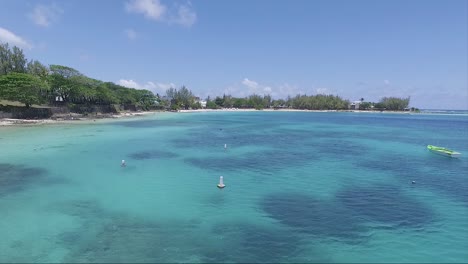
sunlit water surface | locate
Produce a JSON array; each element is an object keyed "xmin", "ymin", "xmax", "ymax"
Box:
[{"xmin": 1, "ymin": 111, "xmax": 467, "ymax": 262}]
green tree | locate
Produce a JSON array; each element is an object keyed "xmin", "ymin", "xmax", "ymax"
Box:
[
  {"xmin": 135, "ymin": 89, "xmax": 156, "ymax": 110},
  {"xmin": 248, "ymin": 94, "xmax": 264, "ymax": 109},
  {"xmin": 27, "ymin": 60, "xmax": 49, "ymax": 79},
  {"xmin": 223, "ymin": 94, "xmax": 233, "ymax": 108},
  {"xmin": 0, "ymin": 44, "xmax": 27, "ymax": 74},
  {"xmin": 93, "ymin": 82, "xmax": 117, "ymax": 104},
  {"xmin": 288, "ymin": 94, "xmax": 349, "ymax": 110},
  {"xmin": 10, "ymin": 46, "xmax": 27, "ymax": 73},
  {"xmin": 233, "ymin": 97, "xmax": 246, "ymax": 108},
  {"xmin": 207, "ymin": 100, "xmax": 219, "ymax": 109},
  {"xmin": 272, "ymin": 99, "xmax": 286, "ymax": 108},
  {"xmin": 359, "ymin": 102, "xmax": 371, "ymax": 110},
  {"xmin": 176, "ymin": 86, "xmax": 195, "ymax": 110},
  {"xmin": 380, "ymin": 96, "xmax": 410, "ymax": 111},
  {"xmin": 0, "ymin": 72, "xmax": 49, "ymax": 107},
  {"xmin": 214, "ymin": 96, "xmax": 224, "ymax": 107},
  {"xmin": 49, "ymin": 65, "xmax": 84, "ymax": 103},
  {"xmin": 262, "ymin": 94, "xmax": 272, "ymax": 108},
  {"xmin": 0, "ymin": 43, "xmax": 13, "ymax": 75},
  {"xmin": 165, "ymin": 87, "xmax": 177, "ymax": 100}
]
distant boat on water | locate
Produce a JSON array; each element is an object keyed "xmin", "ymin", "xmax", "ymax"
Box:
[{"xmin": 427, "ymin": 145, "xmax": 461, "ymax": 158}]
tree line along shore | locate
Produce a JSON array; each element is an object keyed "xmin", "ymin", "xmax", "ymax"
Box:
[{"xmin": 0, "ymin": 43, "xmax": 414, "ymax": 120}]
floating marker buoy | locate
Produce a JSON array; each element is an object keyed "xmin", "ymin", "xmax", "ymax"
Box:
[
  {"xmin": 217, "ymin": 176, "xmax": 225, "ymax": 188},
  {"xmin": 411, "ymin": 181, "xmax": 416, "ymax": 184},
  {"xmin": 224, "ymin": 144, "xmax": 227, "ymax": 150},
  {"xmin": 121, "ymin": 160, "xmax": 126, "ymax": 167}
]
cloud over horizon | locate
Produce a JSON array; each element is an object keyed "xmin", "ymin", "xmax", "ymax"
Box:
[
  {"xmin": 126, "ymin": 0, "xmax": 166, "ymax": 21},
  {"xmin": 0, "ymin": 27, "xmax": 32, "ymax": 49},
  {"xmin": 214, "ymin": 78, "xmax": 305, "ymax": 99},
  {"xmin": 125, "ymin": 0, "xmax": 196, "ymax": 27},
  {"xmin": 117, "ymin": 79, "xmax": 175, "ymax": 95}
]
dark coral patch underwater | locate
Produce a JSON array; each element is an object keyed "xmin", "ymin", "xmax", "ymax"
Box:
[
  {"xmin": 0, "ymin": 163, "xmax": 48, "ymax": 196},
  {"xmin": 261, "ymin": 185, "xmax": 435, "ymax": 243},
  {"xmin": 336, "ymin": 185, "xmax": 434, "ymax": 228},
  {"xmin": 128, "ymin": 150, "xmax": 179, "ymax": 160}
]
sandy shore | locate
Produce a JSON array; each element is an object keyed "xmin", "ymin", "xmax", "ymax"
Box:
[
  {"xmin": 178, "ymin": 108, "xmax": 413, "ymax": 114},
  {"xmin": 0, "ymin": 111, "xmax": 158, "ymax": 126},
  {"xmin": 0, "ymin": 108, "xmax": 419, "ymax": 126},
  {"xmin": 178, "ymin": 108, "xmax": 342, "ymax": 113}
]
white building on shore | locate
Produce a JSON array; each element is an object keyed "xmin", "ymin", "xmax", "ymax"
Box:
[{"xmin": 349, "ymin": 101, "xmax": 361, "ymax": 110}]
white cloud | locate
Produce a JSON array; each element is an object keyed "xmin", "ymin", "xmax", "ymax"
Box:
[
  {"xmin": 0, "ymin": 27, "xmax": 32, "ymax": 49},
  {"xmin": 315, "ymin": 88, "xmax": 333, "ymax": 95},
  {"xmin": 126, "ymin": 0, "xmax": 196, "ymax": 27},
  {"xmin": 154, "ymin": 82, "xmax": 176, "ymax": 91},
  {"xmin": 117, "ymin": 79, "xmax": 175, "ymax": 95},
  {"xmin": 28, "ymin": 4, "xmax": 63, "ymax": 27},
  {"xmin": 242, "ymin": 78, "xmax": 259, "ymax": 89},
  {"xmin": 241, "ymin": 78, "xmax": 273, "ymax": 95},
  {"xmin": 118, "ymin": 79, "xmax": 141, "ymax": 89},
  {"xmin": 228, "ymin": 78, "xmax": 302, "ymax": 98},
  {"xmin": 170, "ymin": 3, "xmax": 197, "ymax": 27},
  {"xmin": 126, "ymin": 0, "xmax": 166, "ymax": 20},
  {"xmin": 125, "ymin": 28, "xmax": 137, "ymax": 40}
]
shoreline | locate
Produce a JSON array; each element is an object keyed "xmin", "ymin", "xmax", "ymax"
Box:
[
  {"xmin": 178, "ymin": 108, "xmax": 415, "ymax": 114},
  {"xmin": 2, "ymin": 108, "xmax": 464, "ymax": 127},
  {"xmin": 0, "ymin": 111, "xmax": 159, "ymax": 126}
]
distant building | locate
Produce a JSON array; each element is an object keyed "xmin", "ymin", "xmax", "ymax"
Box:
[
  {"xmin": 349, "ymin": 101, "xmax": 361, "ymax": 110},
  {"xmin": 199, "ymin": 100, "xmax": 207, "ymax": 108}
]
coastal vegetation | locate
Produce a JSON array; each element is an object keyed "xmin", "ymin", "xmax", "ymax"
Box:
[
  {"xmin": 1, "ymin": 43, "xmax": 414, "ymax": 119},
  {"xmin": 0, "ymin": 43, "xmax": 161, "ymax": 114},
  {"xmin": 165, "ymin": 86, "xmax": 201, "ymax": 110},
  {"xmin": 358, "ymin": 97, "xmax": 412, "ymax": 111},
  {"xmin": 203, "ymin": 94, "xmax": 350, "ymax": 110}
]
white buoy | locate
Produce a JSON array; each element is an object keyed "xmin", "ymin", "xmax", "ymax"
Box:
[
  {"xmin": 121, "ymin": 159, "xmax": 126, "ymax": 167},
  {"xmin": 217, "ymin": 176, "xmax": 225, "ymax": 188},
  {"xmin": 224, "ymin": 144, "xmax": 227, "ymax": 150}
]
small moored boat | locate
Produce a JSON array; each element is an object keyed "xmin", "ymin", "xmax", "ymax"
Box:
[{"xmin": 427, "ymin": 145, "xmax": 461, "ymax": 158}]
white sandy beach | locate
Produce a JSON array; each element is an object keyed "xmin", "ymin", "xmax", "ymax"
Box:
[
  {"xmin": 178, "ymin": 108, "xmax": 340, "ymax": 113},
  {"xmin": 0, "ymin": 108, "xmax": 420, "ymax": 126},
  {"xmin": 178, "ymin": 108, "xmax": 412, "ymax": 114}
]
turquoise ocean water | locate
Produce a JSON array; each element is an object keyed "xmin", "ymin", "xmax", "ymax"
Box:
[{"xmin": 1, "ymin": 111, "xmax": 467, "ymax": 263}]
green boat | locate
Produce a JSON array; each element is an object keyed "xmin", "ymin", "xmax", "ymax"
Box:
[{"xmin": 427, "ymin": 145, "xmax": 461, "ymax": 158}]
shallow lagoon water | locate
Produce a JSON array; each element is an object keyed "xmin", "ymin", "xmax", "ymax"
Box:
[{"xmin": 1, "ymin": 111, "xmax": 467, "ymax": 262}]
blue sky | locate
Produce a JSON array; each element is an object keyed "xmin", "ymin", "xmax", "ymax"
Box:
[{"xmin": 0, "ymin": 0, "xmax": 467, "ymax": 109}]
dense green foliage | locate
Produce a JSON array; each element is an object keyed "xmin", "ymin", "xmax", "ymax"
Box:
[
  {"xmin": 0, "ymin": 43, "xmax": 27, "ymax": 75},
  {"xmin": 0, "ymin": 72, "xmax": 48, "ymax": 107},
  {"xmin": 289, "ymin": 94, "xmax": 349, "ymax": 110},
  {"xmin": 205, "ymin": 94, "xmax": 273, "ymax": 109},
  {"xmin": 359, "ymin": 97, "xmax": 411, "ymax": 111},
  {"xmin": 205, "ymin": 94, "xmax": 349, "ymax": 110},
  {"xmin": 1, "ymin": 43, "xmax": 415, "ymax": 113},
  {"xmin": 379, "ymin": 97, "xmax": 410, "ymax": 110},
  {"xmin": 0, "ymin": 43, "xmax": 161, "ymax": 110},
  {"xmin": 165, "ymin": 86, "xmax": 200, "ymax": 110}
]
